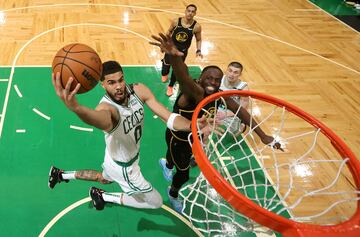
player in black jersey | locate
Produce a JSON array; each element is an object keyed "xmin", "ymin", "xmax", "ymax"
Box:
[
  {"xmin": 161, "ymin": 4, "xmax": 203, "ymax": 96},
  {"xmin": 150, "ymin": 33, "xmax": 283, "ymax": 213}
]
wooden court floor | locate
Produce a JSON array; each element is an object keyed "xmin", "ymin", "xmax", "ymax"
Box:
[{"xmin": 0, "ymin": 0, "xmax": 359, "ymax": 236}]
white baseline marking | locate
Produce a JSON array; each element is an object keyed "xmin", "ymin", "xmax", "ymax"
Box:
[
  {"xmin": 16, "ymin": 129, "xmax": 26, "ymax": 133},
  {"xmin": 14, "ymin": 85, "xmax": 23, "ymax": 98},
  {"xmin": 1, "ymin": 3, "xmax": 358, "ymax": 138},
  {"xmin": 39, "ymin": 197, "xmax": 91, "ymax": 237},
  {"xmin": 306, "ymin": 0, "xmax": 360, "ymax": 35},
  {"xmin": 70, "ymin": 125, "xmax": 93, "ymax": 132},
  {"xmin": 0, "ymin": 64, "xmax": 200, "ymax": 67},
  {"xmin": 0, "ymin": 3, "xmax": 357, "ymax": 73},
  {"xmin": 39, "ymin": 198, "xmax": 204, "ymax": 237},
  {"xmin": 294, "ymin": 9, "xmax": 321, "ymax": 12},
  {"xmin": 0, "ymin": 22, "xmax": 153, "ymax": 139},
  {"xmin": 32, "ymin": 108, "xmax": 50, "ymax": 120}
]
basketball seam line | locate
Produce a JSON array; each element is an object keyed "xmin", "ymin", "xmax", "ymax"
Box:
[
  {"xmin": 54, "ymin": 55, "xmax": 102, "ymax": 78},
  {"xmin": 60, "ymin": 44, "xmax": 78, "ymax": 89},
  {"xmin": 61, "ymin": 63, "xmax": 88, "ymax": 91}
]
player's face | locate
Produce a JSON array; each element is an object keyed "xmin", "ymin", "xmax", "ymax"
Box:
[
  {"xmin": 199, "ymin": 69, "xmax": 223, "ymax": 95},
  {"xmin": 225, "ymin": 66, "xmax": 242, "ymax": 83},
  {"xmin": 185, "ymin": 7, "xmax": 196, "ymax": 20},
  {"xmin": 102, "ymin": 71, "xmax": 127, "ymax": 104}
]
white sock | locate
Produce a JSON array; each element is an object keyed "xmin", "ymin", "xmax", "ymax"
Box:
[
  {"xmin": 61, "ymin": 171, "xmax": 76, "ymax": 180},
  {"xmin": 103, "ymin": 192, "xmax": 123, "ymax": 204},
  {"xmin": 103, "ymin": 191, "xmax": 162, "ymax": 209}
]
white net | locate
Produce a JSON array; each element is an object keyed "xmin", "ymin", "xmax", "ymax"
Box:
[{"xmin": 180, "ymin": 92, "xmax": 360, "ymax": 236}]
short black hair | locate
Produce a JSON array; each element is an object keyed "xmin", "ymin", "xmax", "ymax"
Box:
[
  {"xmin": 186, "ymin": 4, "xmax": 197, "ymax": 11},
  {"xmin": 200, "ymin": 65, "xmax": 223, "ymax": 77},
  {"xmin": 228, "ymin": 61, "xmax": 243, "ymax": 72},
  {"xmin": 101, "ymin": 60, "xmax": 123, "ymax": 81}
]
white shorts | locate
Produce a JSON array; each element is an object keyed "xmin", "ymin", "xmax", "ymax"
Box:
[{"xmin": 102, "ymin": 153, "xmax": 153, "ymax": 195}]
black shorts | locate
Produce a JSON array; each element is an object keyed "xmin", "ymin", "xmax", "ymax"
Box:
[{"xmin": 165, "ymin": 128, "xmax": 192, "ymax": 171}]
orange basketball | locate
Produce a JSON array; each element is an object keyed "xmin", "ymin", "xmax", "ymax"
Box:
[{"xmin": 52, "ymin": 43, "xmax": 102, "ymax": 94}]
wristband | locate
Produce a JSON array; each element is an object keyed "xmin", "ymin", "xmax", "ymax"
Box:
[
  {"xmin": 196, "ymin": 49, "xmax": 201, "ymax": 54},
  {"xmin": 167, "ymin": 113, "xmax": 180, "ymax": 131}
]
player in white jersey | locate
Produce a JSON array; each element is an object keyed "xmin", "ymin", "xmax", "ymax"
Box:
[
  {"xmin": 48, "ymin": 60, "xmax": 206, "ymax": 211},
  {"xmin": 220, "ymin": 61, "xmax": 249, "ymax": 108}
]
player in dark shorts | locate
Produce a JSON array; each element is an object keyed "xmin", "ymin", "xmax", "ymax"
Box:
[
  {"xmin": 150, "ymin": 33, "xmax": 282, "ymax": 213},
  {"xmin": 161, "ymin": 4, "xmax": 203, "ymax": 96}
]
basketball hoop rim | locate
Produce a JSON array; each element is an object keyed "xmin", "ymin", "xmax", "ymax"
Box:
[{"xmin": 191, "ymin": 90, "xmax": 360, "ymax": 237}]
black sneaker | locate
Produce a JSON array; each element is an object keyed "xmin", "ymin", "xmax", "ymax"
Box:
[
  {"xmin": 89, "ymin": 187, "xmax": 105, "ymax": 210},
  {"xmin": 48, "ymin": 166, "xmax": 69, "ymax": 189}
]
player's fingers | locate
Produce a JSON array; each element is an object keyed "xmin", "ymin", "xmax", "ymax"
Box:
[
  {"xmin": 159, "ymin": 32, "xmax": 167, "ymax": 40},
  {"xmin": 69, "ymin": 83, "xmax": 80, "ymax": 98},
  {"xmin": 51, "ymin": 72, "xmax": 56, "ymax": 87},
  {"xmin": 53, "ymin": 72, "xmax": 62, "ymax": 88},
  {"xmin": 271, "ymin": 142, "xmax": 284, "ymax": 152},
  {"xmin": 149, "ymin": 41, "xmax": 161, "ymax": 47},
  {"xmin": 64, "ymin": 77, "xmax": 73, "ymax": 94},
  {"xmin": 150, "ymin": 34, "xmax": 162, "ymax": 43}
]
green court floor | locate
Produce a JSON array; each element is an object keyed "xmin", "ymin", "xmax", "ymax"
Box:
[
  {"xmin": 311, "ymin": 0, "xmax": 360, "ymax": 15},
  {"xmin": 0, "ymin": 66, "xmax": 289, "ymax": 237},
  {"xmin": 0, "ymin": 66, "xmax": 203, "ymax": 237}
]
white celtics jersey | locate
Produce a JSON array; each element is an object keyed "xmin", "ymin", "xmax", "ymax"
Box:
[
  {"xmin": 220, "ymin": 76, "xmax": 248, "ymax": 91},
  {"xmin": 100, "ymin": 84, "xmax": 144, "ymax": 163},
  {"xmin": 220, "ymin": 76, "xmax": 248, "ymax": 105}
]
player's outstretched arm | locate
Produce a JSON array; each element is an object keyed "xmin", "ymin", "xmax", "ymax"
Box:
[
  {"xmin": 52, "ymin": 72, "xmax": 116, "ymax": 132},
  {"xmin": 194, "ymin": 23, "xmax": 203, "ymax": 58},
  {"xmin": 150, "ymin": 33, "xmax": 204, "ymax": 102},
  {"xmin": 134, "ymin": 83, "xmax": 190, "ymax": 131},
  {"xmin": 225, "ymin": 97, "xmax": 283, "ymax": 151}
]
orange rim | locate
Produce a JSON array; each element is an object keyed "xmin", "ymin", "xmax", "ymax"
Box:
[{"xmin": 191, "ymin": 90, "xmax": 360, "ymax": 237}]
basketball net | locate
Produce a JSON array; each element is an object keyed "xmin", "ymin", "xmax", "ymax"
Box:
[{"xmin": 180, "ymin": 90, "xmax": 360, "ymax": 237}]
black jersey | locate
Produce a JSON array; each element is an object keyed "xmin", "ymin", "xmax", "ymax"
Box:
[
  {"xmin": 171, "ymin": 18, "xmax": 197, "ymax": 52},
  {"xmin": 170, "ymin": 91, "xmax": 217, "ymax": 141}
]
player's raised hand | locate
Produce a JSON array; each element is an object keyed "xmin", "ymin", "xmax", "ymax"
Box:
[
  {"xmin": 52, "ymin": 72, "xmax": 81, "ymax": 111},
  {"xmin": 196, "ymin": 50, "xmax": 203, "ymax": 59},
  {"xmin": 197, "ymin": 115, "xmax": 224, "ymax": 143},
  {"xmin": 260, "ymin": 134, "xmax": 284, "ymax": 152},
  {"xmin": 149, "ymin": 33, "xmax": 184, "ymax": 57}
]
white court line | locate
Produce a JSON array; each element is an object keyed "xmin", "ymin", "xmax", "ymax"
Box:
[
  {"xmin": 70, "ymin": 125, "xmax": 93, "ymax": 132},
  {"xmin": 0, "ymin": 3, "xmax": 357, "ymax": 74},
  {"xmin": 0, "ymin": 79, "xmax": 9, "ymax": 82},
  {"xmin": 0, "ymin": 65, "xmax": 53, "ymax": 68},
  {"xmin": 0, "ymin": 64, "xmax": 200, "ymax": 67},
  {"xmin": 14, "ymin": 85, "xmax": 23, "ymax": 98},
  {"xmin": 0, "ymin": 3, "xmax": 358, "ymax": 139},
  {"xmin": 306, "ymin": 0, "xmax": 360, "ymax": 35},
  {"xmin": 0, "ymin": 22, "xmax": 155, "ymax": 139},
  {"xmin": 39, "ymin": 197, "xmax": 91, "ymax": 237},
  {"xmin": 16, "ymin": 129, "xmax": 26, "ymax": 133},
  {"xmin": 39, "ymin": 197, "xmax": 203, "ymax": 237},
  {"xmin": 294, "ymin": 9, "xmax": 321, "ymax": 12},
  {"xmin": 32, "ymin": 108, "xmax": 50, "ymax": 120}
]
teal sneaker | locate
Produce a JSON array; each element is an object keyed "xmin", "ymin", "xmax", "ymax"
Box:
[
  {"xmin": 159, "ymin": 158, "xmax": 173, "ymax": 181},
  {"xmin": 167, "ymin": 186, "xmax": 183, "ymax": 214}
]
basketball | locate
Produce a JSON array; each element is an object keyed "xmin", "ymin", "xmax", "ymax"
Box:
[{"xmin": 52, "ymin": 43, "xmax": 102, "ymax": 94}]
